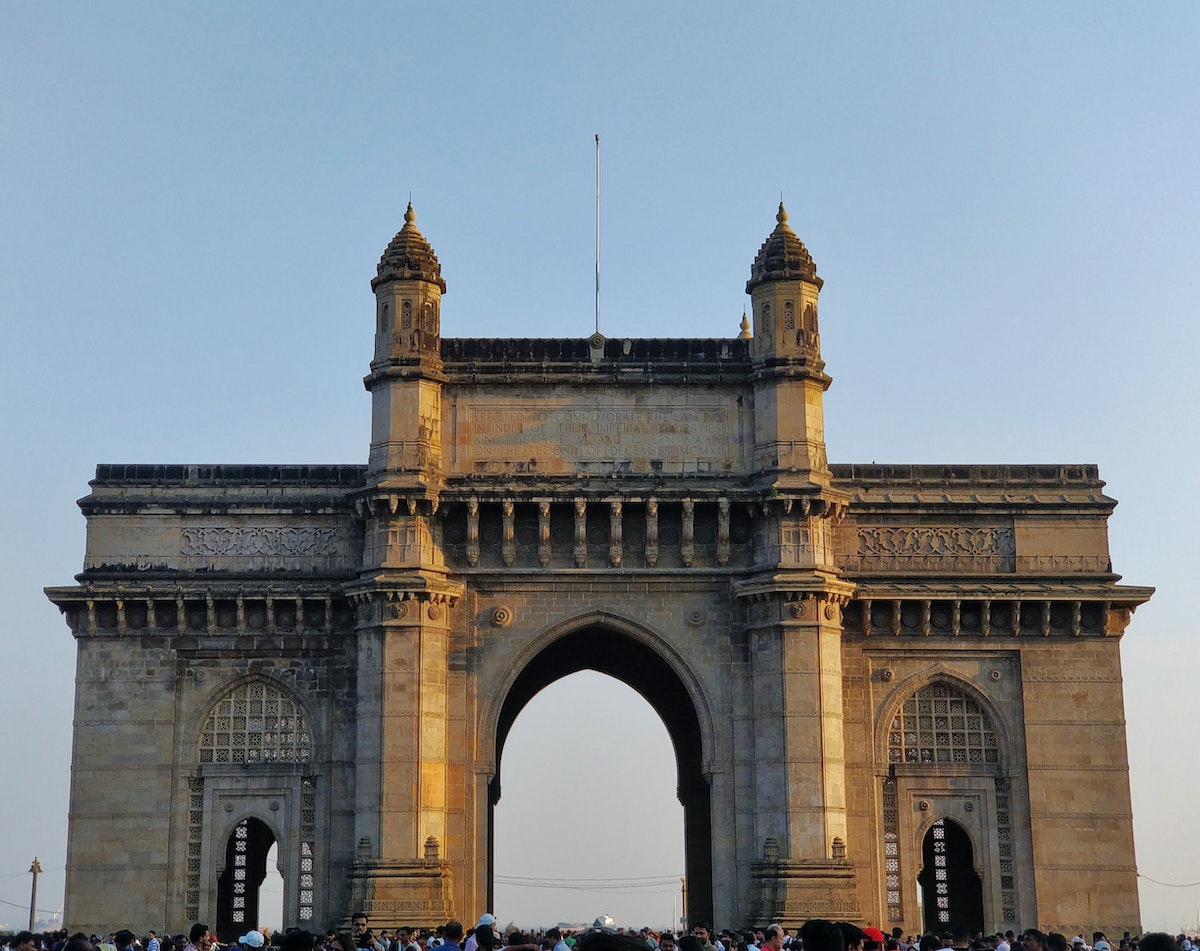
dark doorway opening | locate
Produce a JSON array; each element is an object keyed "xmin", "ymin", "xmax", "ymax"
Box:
[
  {"xmin": 490, "ymin": 625, "xmax": 712, "ymax": 926},
  {"xmin": 217, "ymin": 817, "xmax": 277, "ymax": 940},
  {"xmin": 918, "ymin": 818, "xmax": 984, "ymax": 933}
]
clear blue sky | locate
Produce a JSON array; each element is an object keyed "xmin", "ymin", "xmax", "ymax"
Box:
[{"xmin": 1, "ymin": 0, "xmax": 1197, "ymax": 933}]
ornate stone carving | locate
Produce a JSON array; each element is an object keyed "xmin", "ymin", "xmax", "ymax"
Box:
[
  {"xmin": 181, "ymin": 526, "xmax": 336, "ymax": 557},
  {"xmin": 491, "ymin": 605, "xmax": 513, "ymax": 628},
  {"xmin": 501, "ymin": 499, "xmax": 515, "ymax": 567},
  {"xmin": 645, "ymin": 498, "xmax": 659, "ymax": 567},
  {"xmin": 537, "ymin": 500, "xmax": 551, "ymax": 567},
  {"xmin": 609, "ymin": 500, "xmax": 623, "ymax": 568},
  {"xmin": 717, "ymin": 497, "xmax": 730, "ymax": 566},
  {"xmin": 844, "ymin": 526, "xmax": 1015, "ymax": 571},
  {"xmin": 682, "ymin": 499, "xmax": 695, "ymax": 567},
  {"xmin": 573, "ymin": 497, "xmax": 587, "ymax": 567},
  {"xmin": 466, "ymin": 497, "xmax": 480, "ymax": 567}
]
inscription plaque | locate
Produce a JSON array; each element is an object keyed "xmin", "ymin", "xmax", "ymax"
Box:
[{"xmin": 453, "ymin": 398, "xmax": 741, "ymax": 473}]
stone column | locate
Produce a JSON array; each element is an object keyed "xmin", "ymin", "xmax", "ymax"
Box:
[{"xmin": 741, "ymin": 584, "xmax": 859, "ymax": 924}]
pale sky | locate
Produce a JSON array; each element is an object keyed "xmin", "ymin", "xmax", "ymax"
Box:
[{"xmin": 1, "ymin": 0, "xmax": 1198, "ymax": 934}]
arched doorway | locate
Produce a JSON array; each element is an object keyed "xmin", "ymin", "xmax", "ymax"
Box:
[
  {"xmin": 217, "ymin": 817, "xmax": 277, "ymax": 940},
  {"xmin": 918, "ymin": 818, "xmax": 983, "ymax": 934},
  {"xmin": 493, "ymin": 671, "xmax": 685, "ymax": 924},
  {"xmin": 490, "ymin": 625, "xmax": 712, "ymax": 926}
]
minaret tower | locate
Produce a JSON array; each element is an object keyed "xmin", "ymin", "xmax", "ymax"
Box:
[
  {"xmin": 746, "ymin": 202, "xmax": 832, "ymax": 487},
  {"xmin": 346, "ymin": 205, "xmax": 460, "ymax": 926},
  {"xmin": 365, "ymin": 202, "xmax": 447, "ymax": 482},
  {"xmin": 739, "ymin": 204, "xmax": 860, "ymax": 923}
]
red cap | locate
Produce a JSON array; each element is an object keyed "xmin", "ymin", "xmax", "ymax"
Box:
[{"xmin": 863, "ymin": 929, "xmax": 886, "ymax": 945}]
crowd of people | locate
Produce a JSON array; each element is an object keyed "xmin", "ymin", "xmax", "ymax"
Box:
[{"xmin": 4, "ymin": 913, "xmax": 1197, "ymax": 951}]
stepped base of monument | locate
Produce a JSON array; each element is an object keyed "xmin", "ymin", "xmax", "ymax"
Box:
[{"xmin": 748, "ymin": 858, "xmax": 861, "ymax": 926}]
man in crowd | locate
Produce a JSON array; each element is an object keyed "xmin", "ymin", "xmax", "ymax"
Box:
[
  {"xmin": 351, "ymin": 915, "xmax": 383, "ymax": 951},
  {"xmin": 184, "ymin": 926, "xmax": 210, "ymax": 951},
  {"xmin": 440, "ymin": 924, "xmax": 464, "ymax": 951},
  {"xmin": 464, "ymin": 916, "xmax": 497, "ymax": 951},
  {"xmin": 396, "ymin": 930, "xmax": 420, "ymax": 951},
  {"xmin": 690, "ymin": 927, "xmax": 717, "ymax": 951}
]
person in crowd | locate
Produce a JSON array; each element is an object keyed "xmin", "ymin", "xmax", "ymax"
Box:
[
  {"xmin": 838, "ymin": 923, "xmax": 867, "ymax": 951},
  {"xmin": 576, "ymin": 935, "xmax": 652, "ymax": 951},
  {"xmin": 349, "ymin": 916, "xmax": 383, "ymax": 951},
  {"xmin": 184, "ymin": 925, "xmax": 210, "ymax": 951},
  {"xmin": 761, "ymin": 926, "xmax": 784, "ymax": 951},
  {"xmin": 279, "ymin": 933, "xmax": 314, "ymax": 951},
  {"xmin": 799, "ymin": 921, "xmax": 844, "ymax": 951},
  {"xmin": 690, "ymin": 927, "xmax": 716, "ymax": 951}
]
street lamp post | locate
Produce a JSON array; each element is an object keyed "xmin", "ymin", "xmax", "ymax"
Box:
[{"xmin": 29, "ymin": 857, "xmax": 43, "ymax": 931}]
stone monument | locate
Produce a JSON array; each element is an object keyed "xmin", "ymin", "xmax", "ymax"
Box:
[{"xmin": 47, "ymin": 203, "xmax": 1151, "ymax": 936}]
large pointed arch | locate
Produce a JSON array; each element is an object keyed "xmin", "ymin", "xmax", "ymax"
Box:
[{"xmin": 481, "ymin": 610, "xmax": 716, "ymax": 925}]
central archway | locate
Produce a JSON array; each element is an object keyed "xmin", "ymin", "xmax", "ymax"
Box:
[{"xmin": 488, "ymin": 623, "xmax": 714, "ymax": 926}]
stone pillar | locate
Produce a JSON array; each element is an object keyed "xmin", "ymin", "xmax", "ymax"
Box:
[
  {"xmin": 740, "ymin": 584, "xmax": 859, "ymax": 924},
  {"xmin": 347, "ymin": 582, "xmax": 460, "ymax": 927}
]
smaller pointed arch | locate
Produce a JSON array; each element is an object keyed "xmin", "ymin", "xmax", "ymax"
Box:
[{"xmin": 876, "ymin": 670, "xmax": 1007, "ymax": 769}]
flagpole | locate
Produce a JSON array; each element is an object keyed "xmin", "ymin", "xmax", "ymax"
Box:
[{"xmin": 595, "ymin": 133, "xmax": 601, "ymax": 335}]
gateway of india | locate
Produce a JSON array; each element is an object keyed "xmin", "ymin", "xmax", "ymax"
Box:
[{"xmin": 48, "ymin": 203, "xmax": 1152, "ymax": 937}]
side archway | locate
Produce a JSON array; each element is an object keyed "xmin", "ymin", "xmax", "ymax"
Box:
[
  {"xmin": 875, "ymin": 671, "xmax": 1018, "ymax": 931},
  {"xmin": 484, "ymin": 613, "xmax": 715, "ymax": 925},
  {"xmin": 185, "ymin": 677, "xmax": 321, "ymax": 930}
]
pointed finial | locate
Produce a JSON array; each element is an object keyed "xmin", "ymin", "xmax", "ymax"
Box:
[
  {"xmin": 404, "ymin": 201, "xmax": 416, "ymax": 225},
  {"xmin": 777, "ymin": 201, "xmax": 788, "ymax": 226},
  {"xmin": 738, "ymin": 309, "xmax": 752, "ymax": 340}
]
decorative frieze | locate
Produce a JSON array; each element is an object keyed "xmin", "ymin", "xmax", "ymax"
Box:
[
  {"xmin": 181, "ymin": 526, "xmax": 337, "ymax": 557},
  {"xmin": 844, "ymin": 526, "xmax": 1016, "ymax": 572}
]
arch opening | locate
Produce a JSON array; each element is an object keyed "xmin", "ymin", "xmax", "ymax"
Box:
[
  {"xmin": 918, "ymin": 818, "xmax": 983, "ymax": 934},
  {"xmin": 491, "ymin": 625, "xmax": 712, "ymax": 926},
  {"xmin": 217, "ymin": 817, "xmax": 277, "ymax": 940}
]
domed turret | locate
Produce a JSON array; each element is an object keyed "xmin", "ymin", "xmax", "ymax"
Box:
[
  {"xmin": 746, "ymin": 203, "xmax": 822, "ymax": 293},
  {"xmin": 373, "ymin": 203, "xmax": 447, "ymax": 292},
  {"xmin": 744, "ymin": 203, "xmax": 824, "ymax": 365},
  {"xmin": 365, "ymin": 202, "xmax": 447, "ymax": 477}
]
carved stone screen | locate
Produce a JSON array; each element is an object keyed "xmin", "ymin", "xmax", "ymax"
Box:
[
  {"xmin": 198, "ymin": 681, "xmax": 312, "ymax": 764},
  {"xmin": 888, "ymin": 683, "xmax": 999, "ymax": 765}
]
